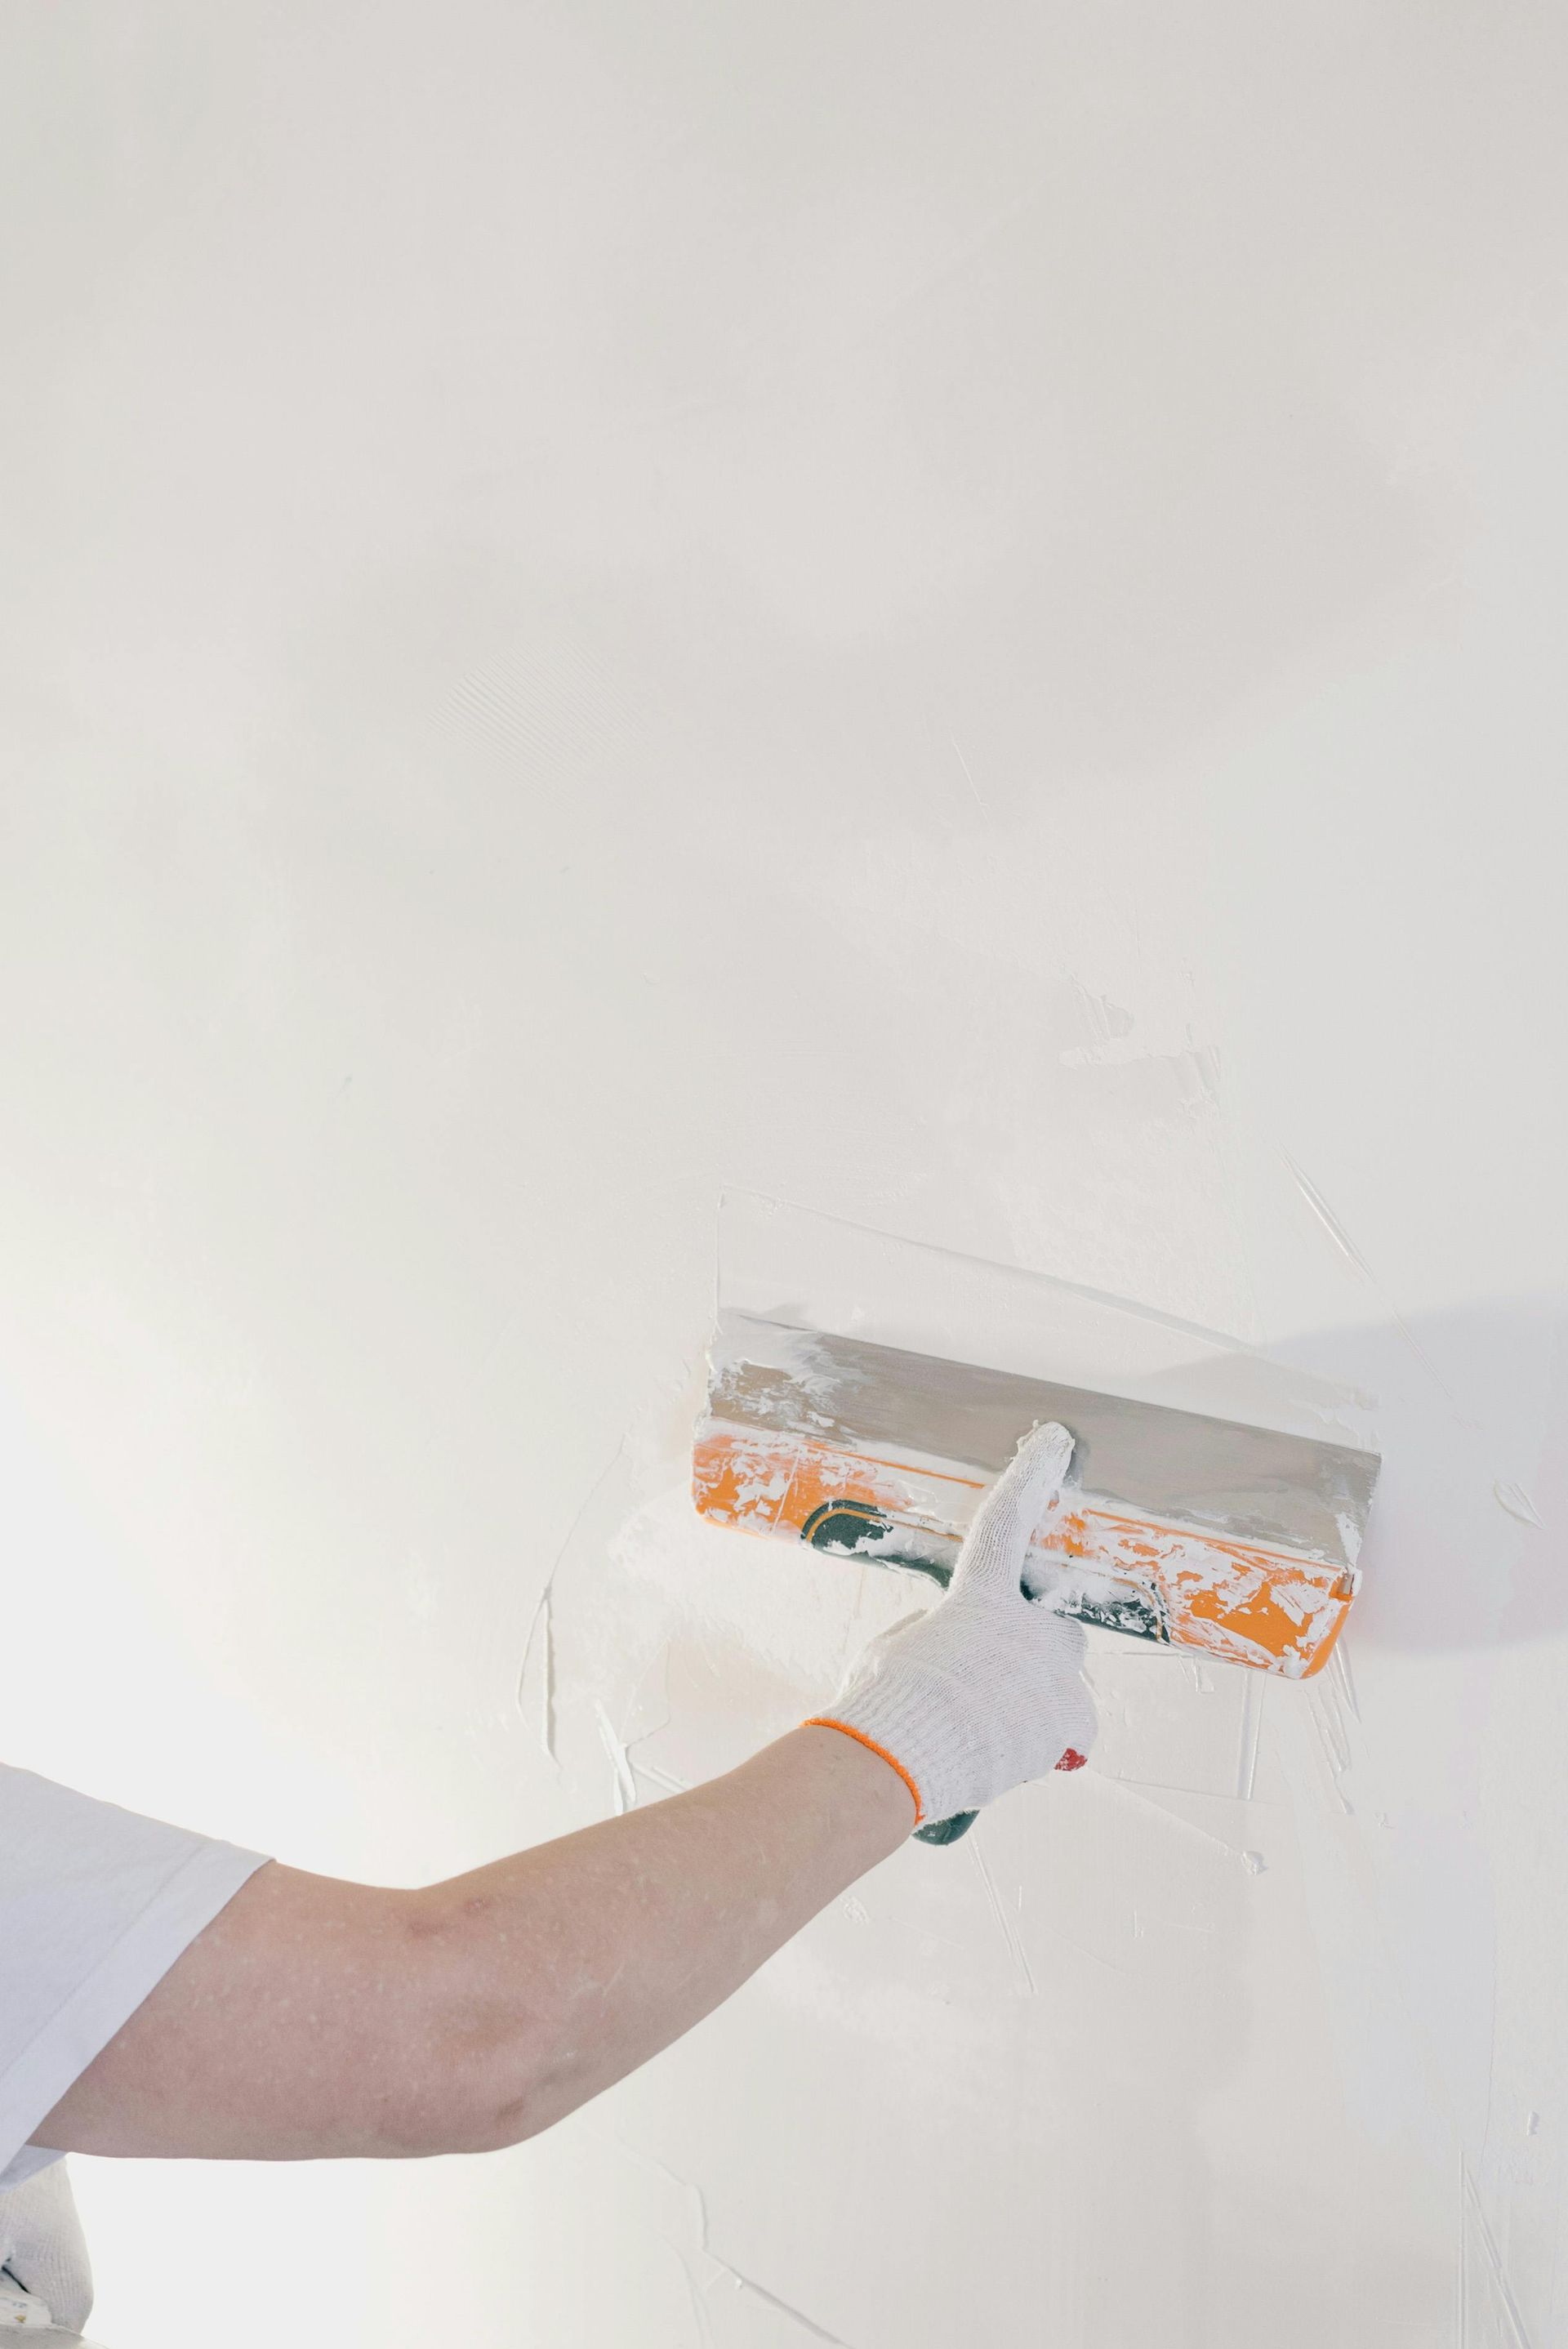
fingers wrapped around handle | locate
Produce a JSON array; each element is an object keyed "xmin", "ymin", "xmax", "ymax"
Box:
[{"xmin": 953, "ymin": 1420, "xmax": 1075, "ymax": 1598}]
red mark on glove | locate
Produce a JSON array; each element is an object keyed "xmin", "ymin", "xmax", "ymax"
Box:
[{"xmin": 1055, "ymin": 1748, "xmax": 1087, "ymax": 1772}]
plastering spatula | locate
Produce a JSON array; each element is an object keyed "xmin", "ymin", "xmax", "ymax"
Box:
[{"xmin": 691, "ymin": 1301, "xmax": 1379, "ymax": 1834}]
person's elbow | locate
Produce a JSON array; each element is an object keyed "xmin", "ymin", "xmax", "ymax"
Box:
[{"xmin": 380, "ymin": 1884, "xmax": 590, "ymax": 2157}]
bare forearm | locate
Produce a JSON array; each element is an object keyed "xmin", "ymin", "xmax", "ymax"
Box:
[
  {"xmin": 38, "ymin": 1420, "xmax": 1086, "ymax": 2168},
  {"xmin": 414, "ymin": 1723, "xmax": 913, "ymax": 2145},
  {"xmin": 38, "ymin": 1724, "xmax": 912, "ymax": 2163}
]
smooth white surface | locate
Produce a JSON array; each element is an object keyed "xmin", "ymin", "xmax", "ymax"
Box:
[
  {"xmin": 2, "ymin": 4, "xmax": 1566, "ymax": 2343},
  {"xmin": 717, "ymin": 1190, "xmax": 1378, "ymax": 1439}
]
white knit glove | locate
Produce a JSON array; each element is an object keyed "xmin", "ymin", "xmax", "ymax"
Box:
[
  {"xmin": 807, "ymin": 1421, "xmax": 1095, "ymax": 1834},
  {"xmin": 0, "ymin": 2160, "xmax": 94, "ymax": 2338}
]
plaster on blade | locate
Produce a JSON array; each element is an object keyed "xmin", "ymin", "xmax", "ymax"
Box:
[{"xmin": 693, "ymin": 1308, "xmax": 1381, "ymax": 1681}]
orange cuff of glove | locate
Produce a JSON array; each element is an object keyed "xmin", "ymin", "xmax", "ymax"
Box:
[{"xmin": 803, "ymin": 1715, "xmax": 925, "ymax": 1824}]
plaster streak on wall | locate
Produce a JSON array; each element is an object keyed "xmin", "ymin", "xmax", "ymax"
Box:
[
  {"xmin": 1307, "ymin": 1677, "xmax": 1356, "ymax": 1818},
  {"xmin": 1462, "ymin": 2163, "xmax": 1535, "ymax": 2349},
  {"xmin": 595, "ymin": 1699, "xmax": 639, "ymax": 1815},
  {"xmin": 1328, "ymin": 1641, "xmax": 1361, "ymax": 1723},
  {"xmin": 616, "ymin": 1647, "xmax": 678, "ymax": 1795},
  {"xmin": 947, "ymin": 734, "xmax": 987, "ymax": 818},
  {"xmin": 707, "ymin": 2266, "xmax": 860, "ymax": 2347},
  {"xmin": 967, "ymin": 1830, "xmax": 1037, "ymax": 1997},
  {"xmin": 1065, "ymin": 985, "xmax": 1135, "ymax": 1055},
  {"xmin": 1492, "ymin": 1482, "xmax": 1544, "ymax": 1530},
  {"xmin": 1281, "ymin": 1151, "xmax": 1468, "ymax": 1421},
  {"xmin": 1058, "ymin": 986, "xmax": 1223, "ymax": 1124},
  {"xmin": 612, "ymin": 2139, "xmax": 860, "ymax": 2348},
  {"xmin": 1087, "ymin": 1648, "xmax": 1283, "ymax": 1806},
  {"xmin": 515, "ymin": 1582, "xmax": 558, "ymax": 1767},
  {"xmin": 609, "ymin": 2142, "xmax": 720, "ymax": 2347},
  {"xmin": 1281, "ymin": 1153, "xmax": 1379, "ymax": 1282},
  {"xmin": 1058, "ymin": 1037, "xmax": 1225, "ymax": 1121},
  {"xmin": 515, "ymin": 1444, "xmax": 626, "ymax": 1767},
  {"xmin": 679, "ymin": 2257, "xmax": 718, "ymax": 2349},
  {"xmin": 1234, "ymin": 1673, "xmax": 1264, "ymax": 1802},
  {"xmin": 1094, "ymin": 1774, "xmax": 1266, "ymax": 1872}
]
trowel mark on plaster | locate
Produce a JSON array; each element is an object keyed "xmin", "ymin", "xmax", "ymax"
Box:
[
  {"xmin": 1327, "ymin": 1640, "xmax": 1361, "ymax": 1722},
  {"xmin": 1494, "ymin": 1480, "xmax": 1545, "ymax": 1529},
  {"xmin": 515, "ymin": 1584, "xmax": 557, "ymax": 1769},
  {"xmin": 833, "ymin": 1565, "xmax": 878, "ymax": 1696},
  {"xmin": 1281, "ymin": 1151, "xmax": 1472, "ymax": 1425},
  {"xmin": 1133, "ymin": 1908, "xmax": 1215, "ymax": 1941},
  {"xmin": 610, "ymin": 2142, "xmax": 722, "ymax": 2349},
  {"xmin": 709, "ymin": 2265, "xmax": 861, "ymax": 2346},
  {"xmin": 599, "ymin": 1647, "xmax": 684, "ymax": 1815},
  {"xmin": 1097, "ymin": 1773, "xmax": 1267, "ymax": 1874},
  {"xmin": 1305, "ymin": 1675, "xmax": 1355, "ymax": 1818},
  {"xmin": 1312, "ymin": 1678, "xmax": 1352, "ymax": 1775},
  {"xmin": 1281, "ymin": 1152, "xmax": 1385, "ymax": 1285},
  {"xmin": 514, "ymin": 1444, "xmax": 626, "ymax": 1767},
  {"xmin": 595, "ymin": 1700, "xmax": 639, "ymax": 1816},
  {"xmin": 1060, "ymin": 1028, "xmax": 1224, "ymax": 1121},
  {"xmin": 1030, "ymin": 1904, "xmax": 1131, "ymax": 1977},
  {"xmin": 1462, "ymin": 2161, "xmax": 1536, "ymax": 2349},
  {"xmin": 948, "ymin": 733, "xmax": 987, "ymax": 816},
  {"xmin": 612, "ymin": 2137, "xmax": 860, "ymax": 2349},
  {"xmin": 675, "ymin": 2252, "xmax": 717, "ymax": 2349},
  {"xmin": 1067, "ymin": 984, "xmax": 1135, "ymax": 1054},
  {"xmin": 1234, "ymin": 1674, "xmax": 1264, "ymax": 1802},
  {"xmin": 968, "ymin": 1830, "xmax": 1037, "ymax": 1995}
]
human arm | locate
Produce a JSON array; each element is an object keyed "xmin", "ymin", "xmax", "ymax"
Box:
[
  {"xmin": 35, "ymin": 1723, "xmax": 911, "ymax": 2162},
  {"xmin": 36, "ymin": 1420, "xmax": 1093, "ymax": 2164}
]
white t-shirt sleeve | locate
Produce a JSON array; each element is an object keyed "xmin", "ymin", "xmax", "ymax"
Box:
[{"xmin": 0, "ymin": 1765, "xmax": 267, "ymax": 2190}]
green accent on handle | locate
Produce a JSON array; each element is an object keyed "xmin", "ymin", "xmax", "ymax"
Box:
[
  {"xmin": 799, "ymin": 1496, "xmax": 1172, "ymax": 1643},
  {"xmin": 914, "ymin": 1809, "xmax": 978, "ymax": 1846}
]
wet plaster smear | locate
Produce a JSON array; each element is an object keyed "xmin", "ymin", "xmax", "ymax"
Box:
[{"xmin": 2, "ymin": 5, "xmax": 1567, "ymax": 2345}]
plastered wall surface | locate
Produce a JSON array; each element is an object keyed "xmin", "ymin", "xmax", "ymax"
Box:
[{"xmin": 2, "ymin": 5, "xmax": 1566, "ymax": 2343}]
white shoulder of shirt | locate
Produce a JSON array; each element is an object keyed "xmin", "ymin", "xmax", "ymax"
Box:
[{"xmin": 0, "ymin": 1764, "xmax": 267, "ymax": 2190}]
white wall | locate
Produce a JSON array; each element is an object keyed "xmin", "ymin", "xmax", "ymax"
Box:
[{"xmin": 3, "ymin": 4, "xmax": 1566, "ymax": 2342}]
